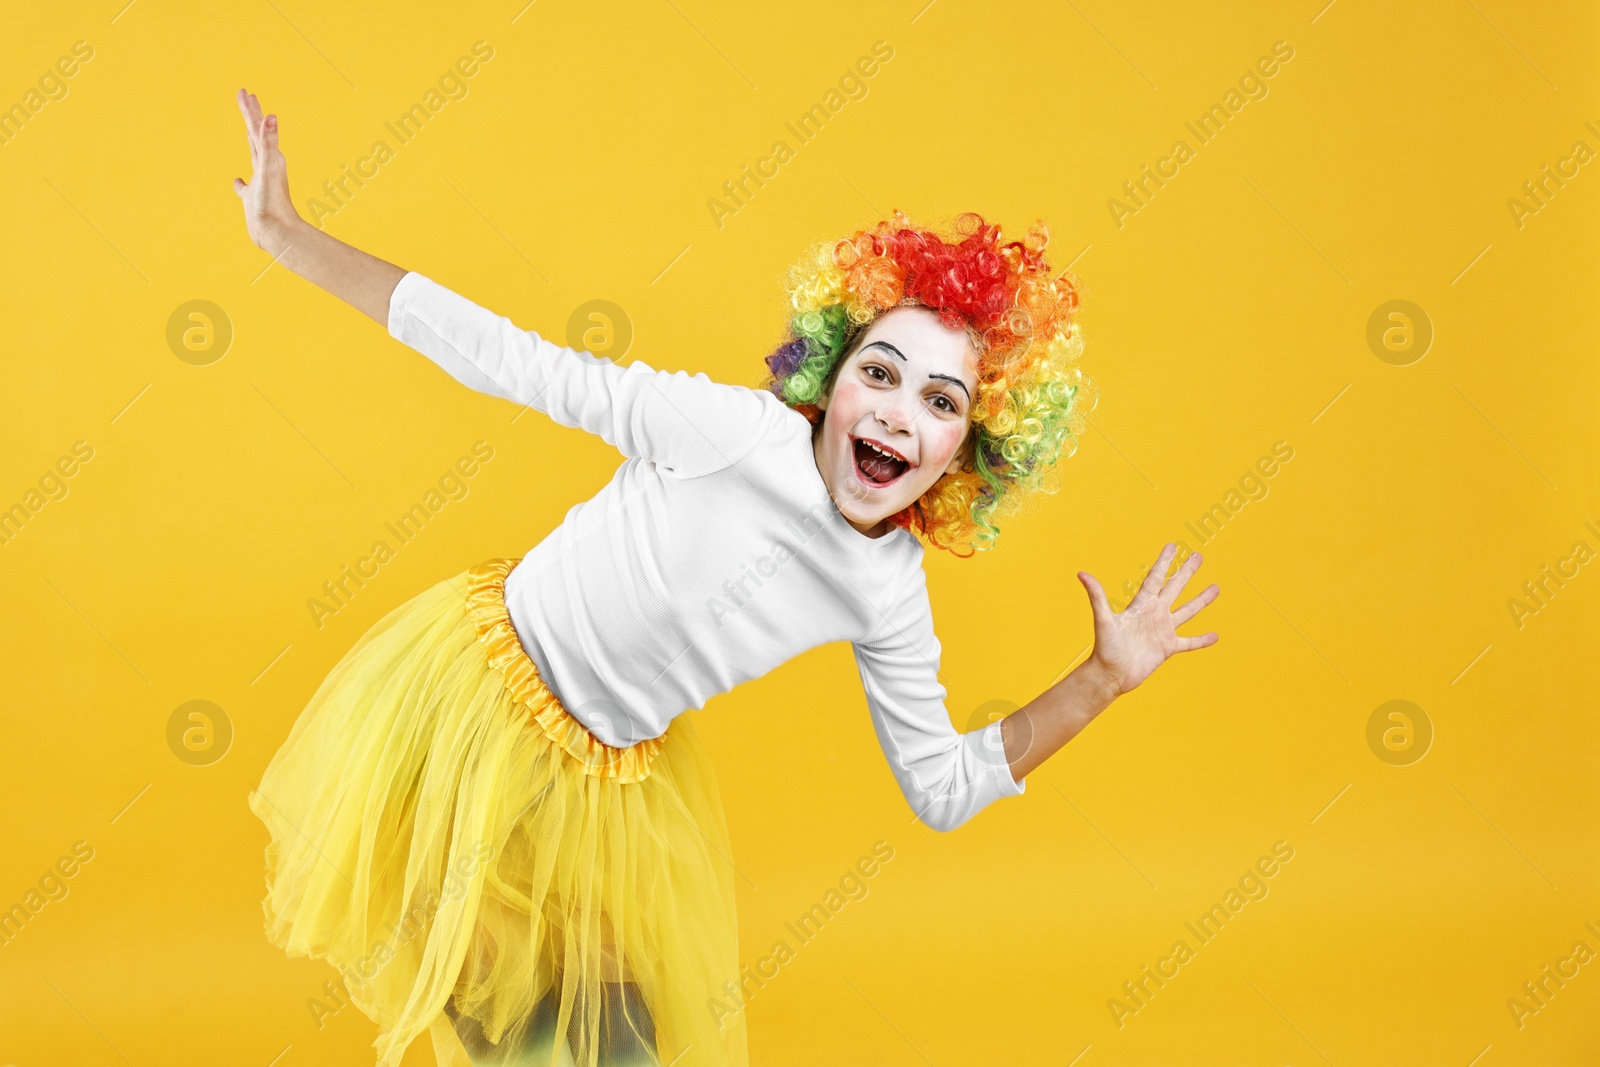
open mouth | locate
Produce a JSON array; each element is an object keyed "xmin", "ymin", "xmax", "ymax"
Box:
[{"xmin": 851, "ymin": 436, "xmax": 913, "ymax": 488}]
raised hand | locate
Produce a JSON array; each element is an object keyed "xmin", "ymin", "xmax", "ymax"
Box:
[
  {"xmin": 233, "ymin": 88, "xmax": 303, "ymax": 253},
  {"xmin": 1078, "ymin": 544, "xmax": 1220, "ymax": 698},
  {"xmin": 226, "ymin": 88, "xmax": 405, "ymax": 323}
]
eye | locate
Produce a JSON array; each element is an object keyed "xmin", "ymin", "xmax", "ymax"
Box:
[
  {"xmin": 862, "ymin": 363, "xmax": 891, "ymax": 383},
  {"xmin": 930, "ymin": 393, "xmax": 958, "ymax": 414}
]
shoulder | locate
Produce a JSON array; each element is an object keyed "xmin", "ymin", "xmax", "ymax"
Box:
[
  {"xmin": 721, "ymin": 387, "xmax": 811, "ymax": 468},
  {"xmin": 748, "ymin": 383, "xmax": 795, "ymax": 433},
  {"xmin": 619, "ymin": 368, "xmax": 790, "ymax": 476},
  {"xmin": 884, "ymin": 542, "xmax": 931, "ymax": 612},
  {"xmin": 671, "ymin": 371, "xmax": 788, "ymax": 430}
]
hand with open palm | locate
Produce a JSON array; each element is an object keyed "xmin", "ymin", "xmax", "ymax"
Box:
[
  {"xmin": 228, "ymin": 88, "xmax": 402, "ymax": 322},
  {"xmin": 232, "ymin": 88, "xmax": 302, "ymax": 254},
  {"xmin": 1078, "ymin": 544, "xmax": 1220, "ymax": 698}
]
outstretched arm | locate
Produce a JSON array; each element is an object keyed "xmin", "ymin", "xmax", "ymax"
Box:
[
  {"xmin": 232, "ymin": 88, "xmax": 404, "ymax": 323},
  {"xmin": 1001, "ymin": 543, "xmax": 1221, "ymax": 781},
  {"xmin": 231, "ymin": 90, "xmax": 778, "ymax": 476}
]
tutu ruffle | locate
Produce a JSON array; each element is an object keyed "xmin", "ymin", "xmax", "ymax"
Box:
[{"xmin": 249, "ymin": 559, "xmax": 745, "ymax": 1067}]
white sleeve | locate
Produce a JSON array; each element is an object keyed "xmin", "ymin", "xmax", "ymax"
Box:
[
  {"xmin": 386, "ymin": 270, "xmax": 775, "ymax": 478},
  {"xmin": 850, "ymin": 567, "xmax": 1027, "ymax": 832}
]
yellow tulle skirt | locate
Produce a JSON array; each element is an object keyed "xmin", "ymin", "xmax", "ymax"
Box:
[{"xmin": 249, "ymin": 559, "xmax": 746, "ymax": 1067}]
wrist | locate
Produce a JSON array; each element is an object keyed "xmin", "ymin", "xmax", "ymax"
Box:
[
  {"xmin": 262, "ymin": 213, "xmax": 309, "ymax": 256},
  {"xmin": 1006, "ymin": 653, "xmax": 1123, "ymax": 780},
  {"xmin": 1078, "ymin": 654, "xmax": 1123, "ymax": 706}
]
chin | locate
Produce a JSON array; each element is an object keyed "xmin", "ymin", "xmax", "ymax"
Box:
[{"xmin": 836, "ymin": 498, "xmax": 896, "ymax": 531}]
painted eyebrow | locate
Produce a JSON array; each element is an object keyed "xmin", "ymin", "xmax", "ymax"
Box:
[
  {"xmin": 862, "ymin": 340, "xmax": 906, "ymax": 361},
  {"xmin": 929, "ymin": 373, "xmax": 971, "ymax": 401}
]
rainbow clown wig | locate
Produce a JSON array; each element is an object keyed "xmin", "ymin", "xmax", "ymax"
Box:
[{"xmin": 760, "ymin": 210, "xmax": 1097, "ymax": 556}]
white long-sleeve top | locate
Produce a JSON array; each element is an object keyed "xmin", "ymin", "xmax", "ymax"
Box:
[{"xmin": 386, "ymin": 271, "xmax": 1027, "ymax": 831}]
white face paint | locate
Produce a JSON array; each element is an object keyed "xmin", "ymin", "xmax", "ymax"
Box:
[{"xmin": 811, "ymin": 305, "xmax": 980, "ymax": 537}]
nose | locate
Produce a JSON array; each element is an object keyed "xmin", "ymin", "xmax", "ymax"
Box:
[{"xmin": 876, "ymin": 391, "xmax": 914, "ymax": 436}]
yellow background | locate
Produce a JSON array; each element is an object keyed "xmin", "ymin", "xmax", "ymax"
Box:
[{"xmin": 1, "ymin": 1, "xmax": 1596, "ymax": 1063}]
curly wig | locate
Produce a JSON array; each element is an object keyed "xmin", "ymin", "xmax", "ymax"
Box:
[{"xmin": 760, "ymin": 209, "xmax": 1097, "ymax": 556}]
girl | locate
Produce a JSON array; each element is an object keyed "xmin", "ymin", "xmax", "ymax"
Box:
[{"xmin": 233, "ymin": 89, "xmax": 1219, "ymax": 1067}]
